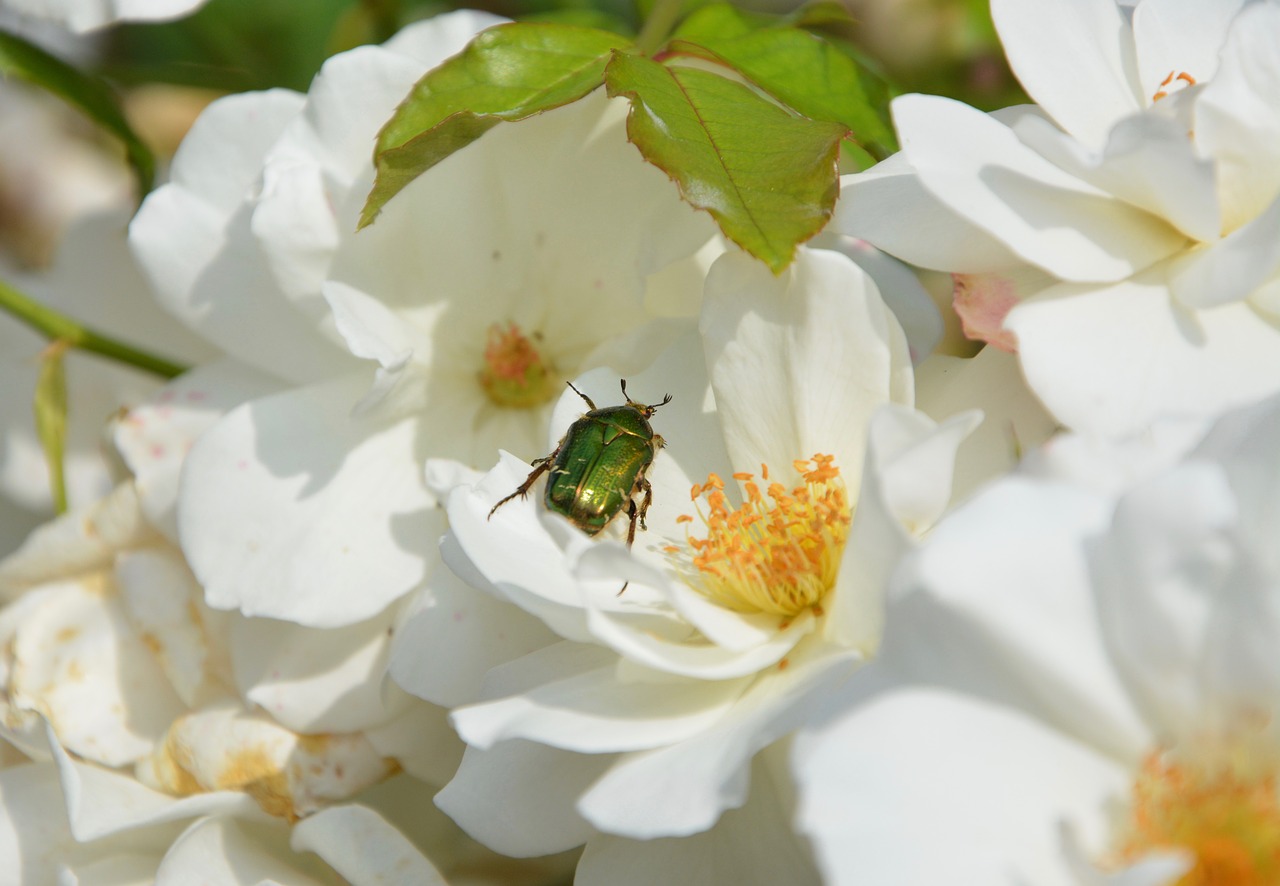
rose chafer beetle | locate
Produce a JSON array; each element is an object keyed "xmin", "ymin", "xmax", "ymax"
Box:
[{"xmin": 489, "ymin": 380, "xmax": 670, "ymax": 548}]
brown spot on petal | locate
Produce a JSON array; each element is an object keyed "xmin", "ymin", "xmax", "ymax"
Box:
[{"xmin": 54, "ymin": 627, "xmax": 80, "ymax": 644}]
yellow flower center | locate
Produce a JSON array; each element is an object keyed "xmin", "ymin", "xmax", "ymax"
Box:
[
  {"xmin": 672, "ymin": 454, "xmax": 851, "ymax": 618},
  {"xmin": 478, "ymin": 322, "xmax": 558, "ymax": 408},
  {"xmin": 1114, "ymin": 749, "xmax": 1280, "ymax": 884},
  {"xmin": 1152, "ymin": 70, "xmax": 1197, "ymax": 103}
]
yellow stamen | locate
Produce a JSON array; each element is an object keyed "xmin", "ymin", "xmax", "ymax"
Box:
[
  {"xmin": 1114, "ymin": 750, "xmax": 1280, "ymax": 884},
  {"xmin": 676, "ymin": 454, "xmax": 851, "ymax": 618},
  {"xmin": 478, "ymin": 322, "xmax": 558, "ymax": 408}
]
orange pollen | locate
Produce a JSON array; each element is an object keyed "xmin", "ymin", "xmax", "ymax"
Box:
[
  {"xmin": 675, "ymin": 454, "xmax": 851, "ymax": 618},
  {"xmin": 478, "ymin": 322, "xmax": 557, "ymax": 408},
  {"xmin": 1114, "ymin": 750, "xmax": 1280, "ymax": 884},
  {"xmin": 1153, "ymin": 70, "xmax": 1197, "ymax": 103}
]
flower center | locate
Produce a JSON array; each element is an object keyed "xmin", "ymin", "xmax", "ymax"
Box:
[
  {"xmin": 673, "ymin": 454, "xmax": 851, "ymax": 618},
  {"xmin": 1152, "ymin": 70, "xmax": 1197, "ymax": 103},
  {"xmin": 478, "ymin": 322, "xmax": 558, "ymax": 408},
  {"xmin": 1114, "ymin": 749, "xmax": 1280, "ymax": 884}
]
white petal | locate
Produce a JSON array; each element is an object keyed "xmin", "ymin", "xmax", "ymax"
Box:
[
  {"xmin": 179, "ymin": 375, "xmax": 433, "ymax": 627},
  {"xmin": 895, "ymin": 94, "xmax": 1183, "ymax": 281},
  {"xmin": 576, "ymin": 751, "xmax": 821, "ymax": 886},
  {"xmin": 452, "ymin": 642, "xmax": 751, "ymax": 753},
  {"xmin": 865, "ymin": 404, "xmax": 981, "ymax": 535},
  {"xmin": 1007, "ymin": 270, "xmax": 1280, "ymax": 436},
  {"xmin": 129, "ymin": 91, "xmax": 352, "ymax": 385},
  {"xmin": 46, "ymin": 723, "xmax": 255, "ymax": 842},
  {"xmin": 114, "ymin": 359, "xmax": 281, "ymax": 542},
  {"xmin": 702, "ymin": 247, "xmax": 911, "ymax": 494},
  {"xmin": 434, "ymin": 740, "xmax": 610, "ymax": 857},
  {"xmin": 890, "ymin": 477, "xmax": 1151, "ymax": 759},
  {"xmin": 389, "ymin": 563, "xmax": 558, "ymax": 709},
  {"xmin": 114, "ymin": 547, "xmax": 217, "ymax": 709},
  {"xmin": 1010, "ymin": 111, "xmax": 1219, "ymax": 242},
  {"xmin": 1192, "ymin": 391, "xmax": 1280, "ymax": 574},
  {"xmin": 444, "ymin": 453, "xmax": 597, "ymax": 643},
  {"xmin": 1193, "ymin": 1, "xmax": 1280, "ymax": 233},
  {"xmin": 229, "ymin": 604, "xmax": 403, "ymax": 734},
  {"xmin": 831, "ymin": 237, "xmax": 944, "ymax": 363},
  {"xmin": 10, "ymin": 578, "xmax": 185, "ymax": 766},
  {"xmin": 291, "ymin": 804, "xmax": 447, "ymax": 886},
  {"xmin": 833, "ymin": 155, "xmax": 1025, "ymax": 273},
  {"xmin": 1168, "ymin": 191, "xmax": 1280, "ymax": 309},
  {"xmin": 793, "ymin": 685, "xmax": 1131, "ymax": 885},
  {"xmin": 154, "ymin": 817, "xmax": 326, "ymax": 886},
  {"xmin": 826, "ymin": 406, "xmax": 980, "ymax": 652},
  {"xmin": 584, "ymin": 593, "xmax": 814, "ymax": 680},
  {"xmin": 1132, "ymin": 0, "xmax": 1245, "ymax": 102},
  {"xmin": 361, "ymin": 699, "xmax": 464, "ymax": 788},
  {"xmin": 914, "ymin": 347, "xmax": 1058, "ymax": 501},
  {"xmin": 1088, "ymin": 461, "xmax": 1241, "ymax": 740},
  {"xmin": 991, "ymin": 0, "xmax": 1142, "ymax": 148},
  {"xmin": 0, "ymin": 762, "xmax": 74, "ymax": 884},
  {"xmin": 251, "ymin": 42, "xmax": 457, "ymax": 300},
  {"xmin": 0, "ymin": 483, "xmax": 157, "ymax": 594},
  {"xmin": 577, "ymin": 650, "xmax": 858, "ymax": 838}
]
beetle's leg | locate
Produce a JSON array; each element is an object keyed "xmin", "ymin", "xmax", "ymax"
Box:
[
  {"xmin": 566, "ymin": 381, "xmax": 597, "ymax": 411},
  {"xmin": 488, "ymin": 458, "xmax": 552, "ymax": 519},
  {"xmin": 636, "ymin": 476, "xmax": 654, "ymax": 532},
  {"xmin": 624, "ymin": 497, "xmax": 639, "ymax": 547},
  {"xmin": 652, "ymin": 433, "xmax": 666, "ymax": 450}
]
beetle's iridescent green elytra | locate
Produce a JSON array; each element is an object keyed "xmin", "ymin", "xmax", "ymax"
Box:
[{"xmin": 488, "ymin": 380, "xmax": 670, "ymax": 546}]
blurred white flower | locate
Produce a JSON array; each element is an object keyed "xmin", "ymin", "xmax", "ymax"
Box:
[
  {"xmin": 0, "ymin": 210, "xmax": 217, "ymax": 538},
  {"xmin": 793, "ymin": 392, "xmax": 1280, "ymax": 884},
  {"xmin": 0, "ymin": 464, "xmax": 537, "ymax": 883},
  {"xmin": 836, "ymin": 0, "xmax": 1280, "ymax": 437},
  {"xmin": 0, "ymin": 0, "xmax": 207, "ymax": 33},
  {"xmin": 128, "ymin": 12, "xmax": 716, "ymax": 633},
  {"xmin": 423, "ymin": 247, "xmax": 977, "ymax": 877}
]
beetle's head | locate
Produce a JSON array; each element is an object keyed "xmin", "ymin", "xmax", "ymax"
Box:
[{"xmin": 620, "ymin": 379, "xmax": 672, "ymax": 418}]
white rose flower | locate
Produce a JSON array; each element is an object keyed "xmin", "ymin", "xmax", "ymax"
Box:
[
  {"xmin": 0, "ymin": 0, "xmax": 208, "ymax": 33},
  {"xmin": 793, "ymin": 392, "xmax": 1280, "ymax": 884},
  {"xmin": 835, "ymin": 0, "xmax": 1280, "ymax": 437},
  {"xmin": 0, "ymin": 472, "xmax": 539, "ymax": 883},
  {"xmin": 424, "ymin": 247, "xmax": 978, "ymax": 875},
  {"xmin": 128, "ymin": 12, "xmax": 716, "ymax": 632}
]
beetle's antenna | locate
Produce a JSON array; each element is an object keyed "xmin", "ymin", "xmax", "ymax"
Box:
[
  {"xmin": 651, "ymin": 393, "xmax": 673, "ymax": 410},
  {"xmin": 620, "ymin": 379, "xmax": 629, "ymax": 401},
  {"xmin": 566, "ymin": 381, "xmax": 597, "ymax": 411}
]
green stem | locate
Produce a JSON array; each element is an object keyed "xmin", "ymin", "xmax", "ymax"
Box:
[
  {"xmin": 635, "ymin": 0, "xmax": 684, "ymax": 56},
  {"xmin": 0, "ymin": 277, "xmax": 188, "ymax": 379}
]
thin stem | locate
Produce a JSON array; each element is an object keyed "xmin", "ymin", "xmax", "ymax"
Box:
[
  {"xmin": 635, "ymin": 0, "xmax": 684, "ymax": 56},
  {"xmin": 0, "ymin": 276, "xmax": 188, "ymax": 379}
]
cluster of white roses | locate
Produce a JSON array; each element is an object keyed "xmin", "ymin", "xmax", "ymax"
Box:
[{"xmin": 3, "ymin": 0, "xmax": 1280, "ymax": 883}]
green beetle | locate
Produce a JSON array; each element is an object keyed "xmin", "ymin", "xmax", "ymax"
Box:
[{"xmin": 489, "ymin": 379, "xmax": 670, "ymax": 547}]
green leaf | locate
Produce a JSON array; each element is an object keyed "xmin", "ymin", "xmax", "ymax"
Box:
[
  {"xmin": 604, "ymin": 52, "xmax": 845, "ymax": 273},
  {"xmin": 33, "ymin": 343, "xmax": 69, "ymax": 515},
  {"xmin": 668, "ymin": 5, "xmax": 892, "ymax": 148},
  {"xmin": 360, "ymin": 22, "xmax": 632, "ymax": 229},
  {"xmin": 0, "ymin": 29, "xmax": 155, "ymax": 197}
]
